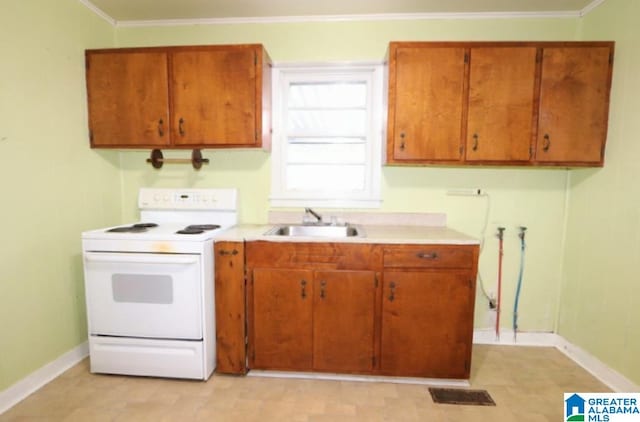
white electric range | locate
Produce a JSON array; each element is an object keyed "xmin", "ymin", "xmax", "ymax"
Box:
[{"xmin": 81, "ymin": 188, "xmax": 238, "ymax": 380}]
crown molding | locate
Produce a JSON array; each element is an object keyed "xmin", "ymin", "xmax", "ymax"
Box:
[
  {"xmin": 580, "ymin": 0, "xmax": 607, "ymax": 17},
  {"xmin": 79, "ymin": 0, "xmax": 607, "ymax": 28},
  {"xmin": 115, "ymin": 11, "xmax": 579, "ymax": 27},
  {"xmin": 78, "ymin": 0, "xmax": 116, "ymax": 26}
]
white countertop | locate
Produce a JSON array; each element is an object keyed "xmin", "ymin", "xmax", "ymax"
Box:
[{"xmin": 215, "ymin": 224, "xmax": 479, "ymax": 245}]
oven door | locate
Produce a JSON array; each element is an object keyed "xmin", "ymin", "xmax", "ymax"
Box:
[{"xmin": 84, "ymin": 252, "xmax": 203, "ymax": 340}]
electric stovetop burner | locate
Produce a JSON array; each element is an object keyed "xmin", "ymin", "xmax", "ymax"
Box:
[
  {"xmin": 176, "ymin": 224, "xmax": 221, "ymax": 235},
  {"xmin": 106, "ymin": 223, "xmax": 158, "ymax": 233}
]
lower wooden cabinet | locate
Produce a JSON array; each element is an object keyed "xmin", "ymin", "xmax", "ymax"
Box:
[
  {"xmin": 380, "ymin": 271, "xmax": 475, "ymax": 378},
  {"xmin": 214, "ymin": 241, "xmax": 247, "ymax": 374},
  {"xmin": 312, "ymin": 270, "xmax": 376, "ymax": 373},
  {"xmin": 216, "ymin": 241, "xmax": 479, "ymax": 379},
  {"xmin": 250, "ymin": 267, "xmax": 377, "ymax": 373},
  {"xmin": 251, "ymin": 268, "xmax": 313, "ymax": 370}
]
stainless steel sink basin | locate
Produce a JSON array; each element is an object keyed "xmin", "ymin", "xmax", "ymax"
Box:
[{"xmin": 264, "ymin": 224, "xmax": 364, "ymax": 238}]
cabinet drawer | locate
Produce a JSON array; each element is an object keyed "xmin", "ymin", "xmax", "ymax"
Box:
[
  {"xmin": 383, "ymin": 245, "xmax": 475, "ymax": 269},
  {"xmin": 246, "ymin": 241, "xmax": 380, "ymax": 270}
]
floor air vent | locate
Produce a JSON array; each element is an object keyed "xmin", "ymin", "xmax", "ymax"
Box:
[{"xmin": 428, "ymin": 388, "xmax": 496, "ymax": 406}]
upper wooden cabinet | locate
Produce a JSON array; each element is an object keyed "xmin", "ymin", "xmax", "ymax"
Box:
[
  {"xmin": 466, "ymin": 47, "xmax": 537, "ymax": 163},
  {"xmin": 387, "ymin": 44, "xmax": 466, "ymax": 162},
  {"xmin": 535, "ymin": 46, "xmax": 613, "ymax": 165},
  {"xmin": 385, "ymin": 41, "xmax": 614, "ymax": 167},
  {"xmin": 85, "ymin": 51, "xmax": 171, "ymax": 148},
  {"xmin": 85, "ymin": 44, "xmax": 271, "ymax": 149}
]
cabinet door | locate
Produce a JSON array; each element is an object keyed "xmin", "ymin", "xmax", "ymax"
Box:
[
  {"xmin": 466, "ymin": 47, "xmax": 537, "ymax": 162},
  {"xmin": 381, "ymin": 271, "xmax": 475, "ymax": 378},
  {"xmin": 214, "ymin": 242, "xmax": 246, "ymax": 374},
  {"xmin": 536, "ymin": 46, "xmax": 613, "ymax": 164},
  {"xmin": 388, "ymin": 45, "xmax": 466, "ymax": 162},
  {"xmin": 86, "ymin": 51, "xmax": 170, "ymax": 147},
  {"xmin": 313, "ymin": 271, "xmax": 376, "ymax": 373},
  {"xmin": 171, "ymin": 47, "xmax": 258, "ymax": 146},
  {"xmin": 251, "ymin": 268, "xmax": 313, "ymax": 370}
]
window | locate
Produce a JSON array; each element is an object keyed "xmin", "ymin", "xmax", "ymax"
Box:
[{"xmin": 270, "ymin": 64, "xmax": 383, "ymax": 208}]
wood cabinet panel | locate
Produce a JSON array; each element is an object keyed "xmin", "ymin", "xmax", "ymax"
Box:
[
  {"xmin": 385, "ymin": 41, "xmax": 614, "ymax": 167},
  {"xmin": 246, "ymin": 241, "xmax": 381, "ymax": 270},
  {"xmin": 245, "ymin": 241, "xmax": 479, "ymax": 379},
  {"xmin": 251, "ymin": 268, "xmax": 313, "ymax": 370},
  {"xmin": 536, "ymin": 46, "xmax": 613, "ymax": 165},
  {"xmin": 383, "ymin": 245, "xmax": 475, "ymax": 269},
  {"xmin": 171, "ymin": 48, "xmax": 258, "ymax": 146},
  {"xmin": 86, "ymin": 51, "xmax": 170, "ymax": 147},
  {"xmin": 313, "ymin": 271, "xmax": 376, "ymax": 373},
  {"xmin": 387, "ymin": 44, "xmax": 466, "ymax": 162},
  {"xmin": 380, "ymin": 271, "xmax": 475, "ymax": 378},
  {"xmin": 85, "ymin": 44, "xmax": 270, "ymax": 149},
  {"xmin": 214, "ymin": 242, "xmax": 246, "ymax": 374},
  {"xmin": 466, "ymin": 47, "xmax": 537, "ymax": 162}
]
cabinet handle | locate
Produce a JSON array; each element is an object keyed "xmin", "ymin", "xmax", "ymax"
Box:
[
  {"xmin": 218, "ymin": 249, "xmax": 238, "ymax": 256},
  {"xmin": 472, "ymin": 133, "xmax": 479, "ymax": 151},
  {"xmin": 301, "ymin": 280, "xmax": 307, "ymax": 299},
  {"xmin": 388, "ymin": 281, "xmax": 396, "ymax": 302},
  {"xmin": 158, "ymin": 119, "xmax": 164, "ymax": 137},
  {"xmin": 542, "ymin": 133, "xmax": 551, "ymax": 152},
  {"xmin": 399, "ymin": 132, "xmax": 406, "ymax": 151},
  {"xmin": 179, "ymin": 118, "xmax": 185, "ymax": 136},
  {"xmin": 320, "ymin": 280, "xmax": 326, "ymax": 299},
  {"xmin": 416, "ymin": 252, "xmax": 438, "ymax": 260}
]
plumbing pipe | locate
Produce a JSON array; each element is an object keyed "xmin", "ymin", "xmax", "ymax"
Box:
[
  {"xmin": 495, "ymin": 227, "xmax": 505, "ymax": 340},
  {"xmin": 513, "ymin": 226, "xmax": 527, "ymax": 342}
]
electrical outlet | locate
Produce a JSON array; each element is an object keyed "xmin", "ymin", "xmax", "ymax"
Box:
[{"xmin": 446, "ymin": 188, "xmax": 484, "ymax": 196}]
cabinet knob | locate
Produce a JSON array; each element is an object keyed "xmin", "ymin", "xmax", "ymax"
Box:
[
  {"xmin": 472, "ymin": 133, "xmax": 479, "ymax": 151},
  {"xmin": 218, "ymin": 249, "xmax": 238, "ymax": 256},
  {"xmin": 300, "ymin": 279, "xmax": 307, "ymax": 299},
  {"xmin": 399, "ymin": 132, "xmax": 406, "ymax": 151},
  {"xmin": 320, "ymin": 280, "xmax": 327, "ymax": 299},
  {"xmin": 179, "ymin": 117, "xmax": 186, "ymax": 136},
  {"xmin": 388, "ymin": 281, "xmax": 396, "ymax": 302},
  {"xmin": 542, "ymin": 133, "xmax": 551, "ymax": 152},
  {"xmin": 158, "ymin": 119, "xmax": 164, "ymax": 137}
]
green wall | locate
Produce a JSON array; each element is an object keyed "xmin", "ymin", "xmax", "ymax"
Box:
[
  {"xmin": 560, "ymin": 0, "xmax": 640, "ymax": 385},
  {"xmin": 0, "ymin": 1, "xmax": 119, "ymax": 390},
  {"xmin": 115, "ymin": 18, "xmax": 579, "ymax": 339}
]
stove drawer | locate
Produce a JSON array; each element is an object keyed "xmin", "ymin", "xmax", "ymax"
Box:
[
  {"xmin": 89, "ymin": 336, "xmax": 206, "ymax": 379},
  {"xmin": 83, "ymin": 252, "xmax": 203, "ymax": 339}
]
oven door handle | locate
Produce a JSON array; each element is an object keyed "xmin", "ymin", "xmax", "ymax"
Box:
[{"xmin": 84, "ymin": 253, "xmax": 199, "ymax": 265}]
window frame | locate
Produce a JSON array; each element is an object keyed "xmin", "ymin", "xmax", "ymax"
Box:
[{"xmin": 270, "ymin": 62, "xmax": 383, "ymax": 209}]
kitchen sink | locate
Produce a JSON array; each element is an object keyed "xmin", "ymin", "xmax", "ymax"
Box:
[{"xmin": 264, "ymin": 224, "xmax": 364, "ymax": 238}]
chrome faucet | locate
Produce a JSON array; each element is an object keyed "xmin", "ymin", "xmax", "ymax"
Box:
[{"xmin": 304, "ymin": 208, "xmax": 322, "ymax": 224}]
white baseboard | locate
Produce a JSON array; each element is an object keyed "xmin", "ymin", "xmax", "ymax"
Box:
[
  {"xmin": 473, "ymin": 329, "xmax": 640, "ymax": 393},
  {"xmin": 0, "ymin": 342, "xmax": 89, "ymax": 415},
  {"xmin": 473, "ymin": 328, "xmax": 558, "ymax": 346},
  {"xmin": 554, "ymin": 336, "xmax": 640, "ymax": 393}
]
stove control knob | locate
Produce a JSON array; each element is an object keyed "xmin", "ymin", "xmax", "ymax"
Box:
[{"xmin": 163, "ymin": 195, "xmax": 170, "ymax": 202}]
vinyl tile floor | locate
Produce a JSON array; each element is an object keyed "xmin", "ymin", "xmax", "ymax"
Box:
[{"xmin": 0, "ymin": 345, "xmax": 610, "ymax": 421}]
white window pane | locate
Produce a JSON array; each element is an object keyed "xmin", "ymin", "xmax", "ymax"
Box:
[
  {"xmin": 286, "ymin": 164, "xmax": 365, "ymax": 191},
  {"xmin": 288, "ymin": 143, "xmax": 366, "ymax": 164},
  {"xmin": 289, "ymin": 82, "xmax": 367, "ymax": 108},
  {"xmin": 288, "ymin": 110, "xmax": 367, "ymax": 136}
]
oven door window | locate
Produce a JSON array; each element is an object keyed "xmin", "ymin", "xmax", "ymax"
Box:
[
  {"xmin": 84, "ymin": 252, "xmax": 203, "ymax": 340},
  {"xmin": 112, "ymin": 274, "xmax": 173, "ymax": 304}
]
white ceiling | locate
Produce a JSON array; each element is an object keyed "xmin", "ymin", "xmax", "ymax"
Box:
[{"xmin": 82, "ymin": 0, "xmax": 604, "ymax": 25}]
